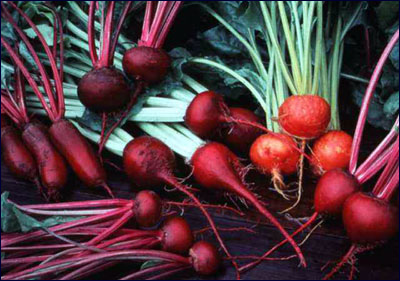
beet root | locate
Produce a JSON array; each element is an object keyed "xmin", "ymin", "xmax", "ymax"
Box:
[
  {"xmin": 311, "ymin": 130, "xmax": 353, "ymax": 174},
  {"xmin": 342, "ymin": 192, "xmax": 399, "ymax": 244},
  {"xmin": 184, "ymin": 91, "xmax": 229, "ymax": 139},
  {"xmin": 222, "ymin": 107, "xmax": 262, "ymax": 153},
  {"xmin": 279, "ymin": 95, "xmax": 331, "ymax": 139},
  {"xmin": 123, "ymin": 46, "xmax": 171, "ymax": 84},
  {"xmin": 189, "ymin": 241, "xmax": 221, "ymax": 276},
  {"xmin": 134, "ymin": 190, "xmax": 162, "ymax": 228},
  {"xmin": 314, "ymin": 169, "xmax": 360, "ymax": 216},
  {"xmin": 78, "ymin": 67, "xmax": 130, "ymax": 113},
  {"xmin": 160, "ymin": 216, "xmax": 194, "ymax": 254},
  {"xmin": 22, "ymin": 122, "xmax": 68, "ymax": 199}
]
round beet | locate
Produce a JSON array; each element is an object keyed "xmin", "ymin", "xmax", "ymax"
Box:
[
  {"xmin": 77, "ymin": 67, "xmax": 130, "ymax": 113},
  {"xmin": 134, "ymin": 190, "xmax": 162, "ymax": 228},
  {"xmin": 311, "ymin": 131, "xmax": 353, "ymax": 174},
  {"xmin": 189, "ymin": 241, "xmax": 221, "ymax": 276},
  {"xmin": 160, "ymin": 216, "xmax": 194, "ymax": 254},
  {"xmin": 123, "ymin": 136, "xmax": 176, "ymax": 187},
  {"xmin": 250, "ymin": 133, "xmax": 300, "ymax": 175},
  {"xmin": 279, "ymin": 95, "xmax": 331, "ymax": 139},
  {"xmin": 222, "ymin": 107, "xmax": 262, "ymax": 153},
  {"xmin": 184, "ymin": 91, "xmax": 229, "ymax": 139},
  {"xmin": 314, "ymin": 169, "xmax": 360, "ymax": 216},
  {"xmin": 342, "ymin": 192, "xmax": 399, "ymax": 244},
  {"xmin": 123, "ymin": 46, "xmax": 171, "ymax": 84}
]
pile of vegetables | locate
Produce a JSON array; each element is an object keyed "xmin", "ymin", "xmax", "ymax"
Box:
[{"xmin": 1, "ymin": 1, "xmax": 398, "ymax": 280}]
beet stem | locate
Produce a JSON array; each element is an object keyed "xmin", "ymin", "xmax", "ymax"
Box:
[
  {"xmin": 22, "ymin": 199, "xmax": 130, "ymax": 210},
  {"xmin": 109, "ymin": 2, "xmax": 132, "ymax": 63},
  {"xmin": 88, "ymin": 1, "xmax": 99, "ymax": 64},
  {"xmin": 147, "ymin": 265, "xmax": 191, "ymax": 280},
  {"xmin": 96, "ymin": 2, "xmax": 115, "ymax": 68},
  {"xmin": 349, "ymin": 29, "xmax": 399, "ymax": 174},
  {"xmin": 155, "ymin": 2, "xmax": 183, "ymax": 49},
  {"xmin": 120, "ymin": 262, "xmax": 183, "ymax": 280}
]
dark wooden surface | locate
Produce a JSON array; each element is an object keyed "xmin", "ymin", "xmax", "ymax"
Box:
[{"xmin": 1, "ymin": 143, "xmax": 399, "ymax": 280}]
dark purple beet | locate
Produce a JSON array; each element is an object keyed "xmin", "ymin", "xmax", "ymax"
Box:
[
  {"xmin": 77, "ymin": 67, "xmax": 130, "ymax": 113},
  {"xmin": 122, "ymin": 46, "xmax": 171, "ymax": 84}
]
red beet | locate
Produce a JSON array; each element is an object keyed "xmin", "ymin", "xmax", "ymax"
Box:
[
  {"xmin": 1, "ymin": 124, "xmax": 38, "ymax": 183},
  {"xmin": 189, "ymin": 241, "xmax": 221, "ymax": 276},
  {"xmin": 314, "ymin": 169, "xmax": 360, "ymax": 216},
  {"xmin": 342, "ymin": 192, "xmax": 399, "ymax": 244},
  {"xmin": 134, "ymin": 190, "xmax": 163, "ymax": 228},
  {"xmin": 279, "ymin": 95, "xmax": 331, "ymax": 139},
  {"xmin": 184, "ymin": 91, "xmax": 229, "ymax": 138},
  {"xmin": 311, "ymin": 131, "xmax": 353, "ymax": 174},
  {"xmin": 123, "ymin": 46, "xmax": 171, "ymax": 84},
  {"xmin": 191, "ymin": 142, "xmax": 306, "ymax": 266},
  {"xmin": 222, "ymin": 107, "xmax": 262, "ymax": 153},
  {"xmin": 77, "ymin": 67, "xmax": 130, "ymax": 113},
  {"xmin": 22, "ymin": 122, "xmax": 68, "ymax": 199},
  {"xmin": 160, "ymin": 216, "xmax": 194, "ymax": 254}
]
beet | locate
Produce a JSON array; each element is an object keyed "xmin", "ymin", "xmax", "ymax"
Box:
[
  {"xmin": 184, "ymin": 91, "xmax": 229, "ymax": 138},
  {"xmin": 134, "ymin": 190, "xmax": 162, "ymax": 228},
  {"xmin": 314, "ymin": 169, "xmax": 360, "ymax": 216},
  {"xmin": 77, "ymin": 67, "xmax": 130, "ymax": 113},
  {"xmin": 222, "ymin": 107, "xmax": 263, "ymax": 153},
  {"xmin": 279, "ymin": 95, "xmax": 331, "ymax": 139},
  {"xmin": 342, "ymin": 192, "xmax": 399, "ymax": 244},
  {"xmin": 311, "ymin": 130, "xmax": 353, "ymax": 174},
  {"xmin": 160, "ymin": 216, "xmax": 194, "ymax": 254},
  {"xmin": 123, "ymin": 46, "xmax": 171, "ymax": 84},
  {"xmin": 189, "ymin": 241, "xmax": 221, "ymax": 276}
]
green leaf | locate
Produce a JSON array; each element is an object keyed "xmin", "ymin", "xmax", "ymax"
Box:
[
  {"xmin": 140, "ymin": 260, "xmax": 164, "ymax": 270},
  {"xmin": 1, "ymin": 192, "xmax": 21, "ymax": 233},
  {"xmin": 24, "ymin": 24, "xmax": 54, "ymax": 46},
  {"xmin": 383, "ymin": 92, "xmax": 399, "ymax": 118},
  {"xmin": 375, "ymin": 1, "xmax": 399, "ymax": 30}
]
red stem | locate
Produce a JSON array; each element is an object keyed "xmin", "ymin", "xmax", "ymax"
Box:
[
  {"xmin": 145, "ymin": 1, "xmax": 169, "ymax": 47},
  {"xmin": 147, "ymin": 265, "xmax": 191, "ymax": 280},
  {"xmin": 14, "ymin": 69, "xmax": 30, "ymax": 125},
  {"xmin": 120, "ymin": 262, "xmax": 183, "ymax": 280},
  {"xmin": 141, "ymin": 1, "xmax": 157, "ymax": 44},
  {"xmin": 349, "ymin": 29, "xmax": 399, "ymax": 174},
  {"xmin": 167, "ymin": 201, "xmax": 245, "ymax": 216},
  {"xmin": 155, "ymin": 1, "xmax": 183, "ymax": 49},
  {"xmin": 109, "ymin": 1, "xmax": 133, "ymax": 64},
  {"xmin": 96, "ymin": 1, "xmax": 115, "ymax": 68},
  {"xmin": 8, "ymin": 1, "xmax": 65, "ymax": 122},
  {"xmin": 88, "ymin": 1, "xmax": 99, "ymax": 65},
  {"xmin": 58, "ymin": 261, "xmax": 116, "ymax": 280},
  {"xmin": 239, "ymin": 212, "xmax": 318, "ymax": 273}
]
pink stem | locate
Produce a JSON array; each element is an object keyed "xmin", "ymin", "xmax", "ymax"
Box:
[
  {"xmin": 378, "ymin": 166, "xmax": 399, "ymax": 201},
  {"xmin": 356, "ymin": 143, "xmax": 394, "ymax": 184},
  {"xmin": 349, "ymin": 29, "xmax": 399, "ymax": 174},
  {"xmin": 8, "ymin": 1, "xmax": 65, "ymax": 122},
  {"xmin": 145, "ymin": 1, "xmax": 169, "ymax": 47},
  {"xmin": 88, "ymin": 1, "xmax": 99, "ymax": 65},
  {"xmin": 22, "ymin": 198, "xmax": 130, "ymax": 210},
  {"xmin": 5, "ymin": 250, "xmax": 190, "ymax": 280},
  {"xmin": 323, "ymin": 245, "xmax": 357, "ymax": 280},
  {"xmin": 1, "ymin": 208, "xmax": 128, "ymax": 248},
  {"xmin": 147, "ymin": 266, "xmax": 191, "ymax": 280},
  {"xmin": 154, "ymin": 1, "xmax": 183, "ymax": 49},
  {"xmin": 96, "ymin": 1, "xmax": 115, "ymax": 68},
  {"xmin": 120, "ymin": 262, "xmax": 183, "ymax": 280},
  {"xmin": 14, "ymin": 69, "xmax": 30, "ymax": 125},
  {"xmin": 0, "ymin": 95, "xmax": 24, "ymax": 126},
  {"xmin": 109, "ymin": 1, "xmax": 132, "ymax": 64},
  {"xmin": 355, "ymin": 117, "xmax": 399, "ymax": 177},
  {"xmin": 373, "ymin": 136, "xmax": 399, "ymax": 195},
  {"xmin": 58, "ymin": 261, "xmax": 116, "ymax": 280},
  {"xmin": 141, "ymin": 1, "xmax": 157, "ymax": 44}
]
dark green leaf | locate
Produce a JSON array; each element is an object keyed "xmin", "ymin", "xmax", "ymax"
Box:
[
  {"xmin": 1, "ymin": 192, "xmax": 20, "ymax": 233},
  {"xmin": 375, "ymin": 1, "xmax": 399, "ymax": 30},
  {"xmin": 140, "ymin": 260, "xmax": 164, "ymax": 270},
  {"xmin": 383, "ymin": 92, "xmax": 399, "ymax": 118}
]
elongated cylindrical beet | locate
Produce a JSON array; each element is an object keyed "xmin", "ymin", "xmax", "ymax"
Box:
[
  {"xmin": 1, "ymin": 125, "xmax": 38, "ymax": 182},
  {"xmin": 78, "ymin": 67, "xmax": 130, "ymax": 113},
  {"xmin": 123, "ymin": 46, "xmax": 171, "ymax": 84},
  {"xmin": 222, "ymin": 107, "xmax": 262, "ymax": 153},
  {"xmin": 22, "ymin": 122, "xmax": 68, "ymax": 195},
  {"xmin": 49, "ymin": 119, "xmax": 107, "ymax": 188}
]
